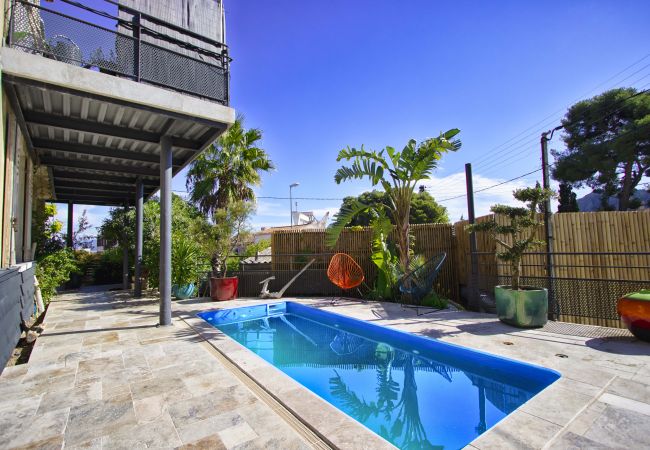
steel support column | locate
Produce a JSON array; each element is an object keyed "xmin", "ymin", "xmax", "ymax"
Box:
[
  {"xmin": 122, "ymin": 202, "xmax": 129, "ymax": 291},
  {"xmin": 66, "ymin": 201, "xmax": 73, "ymax": 248},
  {"xmin": 134, "ymin": 178, "xmax": 144, "ymax": 298},
  {"xmin": 159, "ymin": 136, "xmax": 172, "ymax": 326}
]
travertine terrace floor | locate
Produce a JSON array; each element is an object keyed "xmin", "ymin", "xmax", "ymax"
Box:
[{"xmin": 1, "ymin": 288, "xmax": 649, "ymax": 449}]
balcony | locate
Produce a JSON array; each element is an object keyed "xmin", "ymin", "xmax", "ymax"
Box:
[{"xmin": 7, "ymin": 0, "xmax": 230, "ymax": 104}]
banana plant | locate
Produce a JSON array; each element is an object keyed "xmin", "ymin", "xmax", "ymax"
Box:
[
  {"xmin": 326, "ymin": 131, "xmax": 461, "ymax": 272},
  {"xmin": 369, "ymin": 210, "xmax": 400, "ymax": 299}
]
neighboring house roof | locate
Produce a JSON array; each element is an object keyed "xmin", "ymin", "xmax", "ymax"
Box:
[
  {"xmin": 254, "ymin": 212, "xmax": 330, "ymax": 236},
  {"xmin": 240, "ymin": 247, "xmax": 272, "ymax": 265}
]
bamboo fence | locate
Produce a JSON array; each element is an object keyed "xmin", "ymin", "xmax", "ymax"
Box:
[{"xmin": 255, "ymin": 211, "xmax": 649, "ymax": 328}]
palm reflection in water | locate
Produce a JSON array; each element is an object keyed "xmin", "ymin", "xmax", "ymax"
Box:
[{"xmin": 329, "ymin": 338, "xmax": 444, "ymax": 449}]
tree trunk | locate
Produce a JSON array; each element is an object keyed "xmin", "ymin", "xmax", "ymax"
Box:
[
  {"xmin": 210, "ymin": 253, "xmax": 220, "ymax": 277},
  {"xmin": 618, "ymin": 161, "xmax": 634, "ymax": 211},
  {"xmin": 512, "ymin": 260, "xmax": 521, "ymax": 290}
]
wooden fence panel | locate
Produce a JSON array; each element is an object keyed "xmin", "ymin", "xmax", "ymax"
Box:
[
  {"xmin": 454, "ymin": 211, "xmax": 650, "ymax": 328},
  {"xmin": 269, "ymin": 224, "xmax": 458, "ymax": 301}
]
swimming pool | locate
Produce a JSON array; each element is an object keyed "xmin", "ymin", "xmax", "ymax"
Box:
[{"xmin": 198, "ymin": 302, "xmax": 559, "ymax": 449}]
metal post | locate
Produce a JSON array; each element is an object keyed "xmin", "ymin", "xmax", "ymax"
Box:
[
  {"xmin": 122, "ymin": 202, "xmax": 129, "ymax": 291},
  {"xmin": 66, "ymin": 201, "xmax": 73, "ymax": 248},
  {"xmin": 289, "ymin": 182, "xmax": 299, "ymax": 226},
  {"xmin": 134, "ymin": 178, "xmax": 144, "ymax": 298},
  {"xmin": 7, "ymin": 0, "xmax": 15, "ymax": 47},
  {"xmin": 541, "ymin": 130, "xmax": 557, "ymax": 319},
  {"xmin": 159, "ymin": 136, "xmax": 172, "ymax": 326},
  {"xmin": 133, "ymin": 12, "xmax": 141, "ymax": 81},
  {"xmin": 465, "ymin": 163, "xmax": 479, "ymax": 311}
]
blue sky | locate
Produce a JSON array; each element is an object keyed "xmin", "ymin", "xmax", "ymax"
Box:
[{"xmin": 55, "ymin": 0, "xmax": 650, "ymax": 235}]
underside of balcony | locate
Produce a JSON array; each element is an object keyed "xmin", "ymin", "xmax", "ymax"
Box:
[{"xmin": 2, "ymin": 49, "xmax": 234, "ymax": 206}]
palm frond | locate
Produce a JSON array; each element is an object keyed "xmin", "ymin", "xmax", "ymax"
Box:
[{"xmin": 325, "ymin": 199, "xmax": 372, "ymax": 248}]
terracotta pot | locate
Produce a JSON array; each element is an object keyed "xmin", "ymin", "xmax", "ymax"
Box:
[
  {"xmin": 210, "ymin": 276, "xmax": 238, "ymax": 301},
  {"xmin": 617, "ymin": 290, "xmax": 650, "ymax": 342}
]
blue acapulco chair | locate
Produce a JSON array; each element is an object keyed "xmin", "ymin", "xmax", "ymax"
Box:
[{"xmin": 398, "ymin": 252, "xmax": 447, "ymax": 316}]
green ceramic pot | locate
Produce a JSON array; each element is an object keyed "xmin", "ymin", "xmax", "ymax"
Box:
[
  {"xmin": 495, "ymin": 285, "xmax": 548, "ymax": 328},
  {"xmin": 172, "ymin": 283, "xmax": 195, "ymax": 300}
]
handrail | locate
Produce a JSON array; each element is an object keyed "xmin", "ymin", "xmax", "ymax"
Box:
[{"xmin": 9, "ymin": 0, "xmax": 230, "ymax": 104}]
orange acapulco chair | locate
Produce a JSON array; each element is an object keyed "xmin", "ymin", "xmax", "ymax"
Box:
[{"xmin": 327, "ymin": 253, "xmax": 365, "ymax": 305}]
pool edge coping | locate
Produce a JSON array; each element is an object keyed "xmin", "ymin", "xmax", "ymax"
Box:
[
  {"xmin": 176, "ymin": 305, "xmax": 397, "ymax": 450},
  {"xmin": 177, "ymin": 298, "xmax": 620, "ymax": 450}
]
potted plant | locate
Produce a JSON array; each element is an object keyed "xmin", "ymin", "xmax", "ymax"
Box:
[
  {"xmin": 467, "ymin": 183, "xmax": 554, "ymax": 327},
  {"xmin": 206, "ymin": 201, "xmax": 253, "ymax": 301},
  {"xmin": 171, "ymin": 234, "xmax": 201, "ymax": 299}
]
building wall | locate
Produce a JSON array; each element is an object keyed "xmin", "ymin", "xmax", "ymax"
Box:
[
  {"xmin": 118, "ymin": 0, "xmax": 225, "ymax": 56},
  {"xmin": 1, "ymin": 100, "xmax": 35, "ymax": 268}
]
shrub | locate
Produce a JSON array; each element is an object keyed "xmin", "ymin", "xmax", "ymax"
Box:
[{"xmin": 36, "ymin": 248, "xmax": 79, "ymax": 303}]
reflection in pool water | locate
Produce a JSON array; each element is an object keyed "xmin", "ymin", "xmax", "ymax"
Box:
[{"xmin": 202, "ymin": 304, "xmax": 556, "ymax": 449}]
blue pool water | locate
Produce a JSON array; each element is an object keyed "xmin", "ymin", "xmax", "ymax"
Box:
[{"xmin": 198, "ymin": 302, "xmax": 559, "ymax": 449}]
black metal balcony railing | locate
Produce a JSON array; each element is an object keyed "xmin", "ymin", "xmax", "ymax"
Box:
[{"xmin": 8, "ymin": 0, "xmax": 230, "ymax": 105}]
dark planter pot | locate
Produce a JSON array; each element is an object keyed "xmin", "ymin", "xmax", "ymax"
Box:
[
  {"xmin": 210, "ymin": 277, "xmax": 238, "ymax": 301},
  {"xmin": 172, "ymin": 283, "xmax": 195, "ymax": 300},
  {"xmin": 65, "ymin": 272, "xmax": 83, "ymax": 290},
  {"xmin": 495, "ymin": 285, "xmax": 548, "ymax": 328},
  {"xmin": 617, "ymin": 290, "xmax": 650, "ymax": 342}
]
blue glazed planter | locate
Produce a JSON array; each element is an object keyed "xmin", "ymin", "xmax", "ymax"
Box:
[{"xmin": 173, "ymin": 283, "xmax": 195, "ymax": 299}]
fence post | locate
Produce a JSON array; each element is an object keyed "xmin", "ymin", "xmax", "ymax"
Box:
[
  {"xmin": 541, "ymin": 131, "xmax": 557, "ymax": 319},
  {"xmin": 465, "ymin": 163, "xmax": 480, "ymax": 311}
]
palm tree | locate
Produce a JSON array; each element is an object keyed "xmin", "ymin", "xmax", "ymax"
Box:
[
  {"xmin": 186, "ymin": 117, "xmax": 274, "ymax": 217},
  {"xmin": 326, "ymin": 130, "xmax": 460, "ymax": 272}
]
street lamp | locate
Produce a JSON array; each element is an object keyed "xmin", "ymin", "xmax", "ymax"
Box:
[{"xmin": 289, "ymin": 182, "xmax": 299, "ymax": 226}]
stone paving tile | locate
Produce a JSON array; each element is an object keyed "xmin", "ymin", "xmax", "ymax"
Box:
[
  {"xmin": 175, "ymin": 409, "xmax": 245, "ymax": 445},
  {"xmin": 12, "ymin": 434, "xmax": 65, "ymax": 450},
  {"xmin": 0, "ymin": 395, "xmax": 41, "ymax": 422},
  {"xmin": 548, "ymin": 431, "xmax": 617, "ymax": 450},
  {"xmin": 182, "ymin": 370, "xmax": 239, "ymax": 396},
  {"xmin": 520, "ymin": 384, "xmax": 594, "ymax": 426},
  {"xmin": 0, "ymin": 407, "xmax": 70, "ymax": 449},
  {"xmin": 598, "ymin": 392, "xmax": 650, "ymax": 416},
  {"xmin": 583, "ymin": 405, "xmax": 650, "ymax": 448},
  {"xmin": 64, "ymin": 393, "xmax": 136, "ymax": 446},
  {"xmin": 606, "ymin": 376, "xmax": 650, "ymax": 404},
  {"xmin": 133, "ymin": 394, "xmax": 166, "ymax": 423},
  {"xmin": 81, "ymin": 331, "xmax": 120, "ymax": 346},
  {"xmin": 0, "ymin": 373, "xmax": 77, "ymax": 402},
  {"xmin": 218, "ymin": 421, "xmax": 259, "ymax": 448},
  {"xmin": 100, "ymin": 412, "xmax": 183, "ymax": 448},
  {"xmin": 66, "ymin": 437, "xmax": 102, "ymax": 450},
  {"xmin": 167, "ymin": 385, "xmax": 258, "ymax": 429},
  {"xmin": 562, "ymin": 400, "xmax": 608, "ymax": 436},
  {"xmin": 0, "ymin": 364, "xmax": 28, "ymax": 381},
  {"xmin": 129, "ymin": 374, "xmax": 193, "ymax": 402},
  {"xmin": 470, "ymin": 410, "xmax": 562, "ymax": 449},
  {"xmin": 178, "ymin": 434, "xmax": 227, "ymax": 450},
  {"xmin": 37, "ymin": 381, "xmax": 102, "ymax": 414},
  {"xmin": 76, "ymin": 355, "xmax": 125, "ymax": 382},
  {"xmin": 23, "ymin": 363, "xmax": 77, "ymax": 383}
]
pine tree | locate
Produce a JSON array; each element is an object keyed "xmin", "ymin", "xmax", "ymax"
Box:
[{"xmin": 557, "ymin": 183, "xmax": 579, "ymax": 213}]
